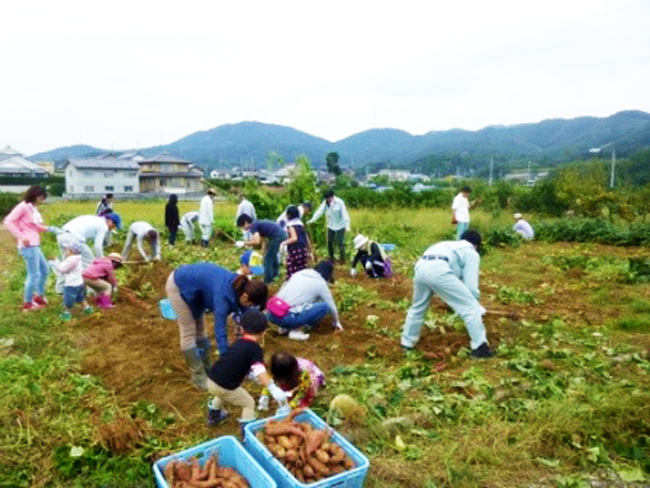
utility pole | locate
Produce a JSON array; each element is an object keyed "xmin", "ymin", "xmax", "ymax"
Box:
[{"xmin": 489, "ymin": 156, "xmax": 494, "ymax": 186}]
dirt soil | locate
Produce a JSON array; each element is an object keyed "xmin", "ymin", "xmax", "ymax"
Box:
[{"xmin": 1, "ymin": 225, "xmax": 641, "ymax": 439}]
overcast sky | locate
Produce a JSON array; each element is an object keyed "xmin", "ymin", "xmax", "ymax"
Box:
[{"xmin": 2, "ymin": 0, "xmax": 649, "ymax": 156}]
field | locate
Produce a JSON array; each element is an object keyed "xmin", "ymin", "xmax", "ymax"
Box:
[{"xmin": 2, "ymin": 200, "xmax": 650, "ymax": 487}]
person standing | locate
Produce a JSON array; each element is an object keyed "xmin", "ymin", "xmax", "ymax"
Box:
[
  {"xmin": 281, "ymin": 205, "xmax": 312, "ymax": 280},
  {"xmin": 277, "ymin": 202, "xmax": 312, "ymax": 229},
  {"xmin": 198, "ymin": 188, "xmax": 216, "ymax": 247},
  {"xmin": 512, "ymin": 213, "xmax": 535, "ymax": 240},
  {"xmin": 3, "ymin": 185, "xmax": 52, "ymax": 311},
  {"xmin": 121, "ymin": 221, "xmax": 161, "ymax": 262},
  {"xmin": 165, "ymin": 262, "xmax": 269, "ymax": 390},
  {"xmin": 96, "ymin": 193, "xmax": 114, "ymax": 217},
  {"xmin": 236, "ymin": 215, "xmax": 287, "ymax": 284},
  {"xmin": 307, "ymin": 189, "xmax": 350, "ymax": 263},
  {"xmin": 180, "ymin": 211, "xmax": 199, "ymax": 243},
  {"xmin": 452, "ymin": 186, "xmax": 481, "ymax": 240},
  {"xmin": 234, "ymin": 193, "xmax": 256, "ymax": 223},
  {"xmin": 50, "ymin": 242, "xmax": 93, "ymax": 320},
  {"xmin": 401, "ymin": 230, "xmax": 495, "ymax": 359},
  {"xmin": 165, "ymin": 194, "xmax": 180, "ymax": 246}
]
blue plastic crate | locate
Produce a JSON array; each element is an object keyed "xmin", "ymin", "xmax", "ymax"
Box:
[
  {"xmin": 379, "ymin": 243, "xmax": 396, "ymax": 251},
  {"xmin": 158, "ymin": 298, "xmax": 177, "ymax": 320},
  {"xmin": 153, "ymin": 435, "xmax": 276, "ymax": 488},
  {"xmin": 244, "ymin": 409, "xmax": 370, "ymax": 488}
]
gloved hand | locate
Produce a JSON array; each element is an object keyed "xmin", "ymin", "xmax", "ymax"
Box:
[
  {"xmin": 334, "ymin": 321, "xmax": 344, "ymax": 331},
  {"xmin": 267, "ymin": 382, "xmax": 288, "ymax": 405},
  {"xmin": 235, "ymin": 241, "xmax": 245, "ymax": 248},
  {"xmin": 479, "ymin": 305, "xmax": 487, "ymax": 316},
  {"xmin": 113, "ymin": 286, "xmax": 119, "ymax": 293},
  {"xmin": 346, "ymin": 226, "xmax": 351, "ymax": 233},
  {"xmin": 257, "ymin": 394, "xmax": 270, "ymax": 411},
  {"xmin": 46, "ymin": 226, "xmax": 63, "ymax": 235},
  {"xmin": 276, "ymin": 405, "xmax": 291, "ymax": 417},
  {"xmin": 349, "ymin": 268, "xmax": 357, "ymax": 277},
  {"xmin": 365, "ymin": 261, "xmax": 373, "ymax": 271}
]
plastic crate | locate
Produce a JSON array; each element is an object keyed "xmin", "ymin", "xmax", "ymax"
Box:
[
  {"xmin": 158, "ymin": 298, "xmax": 177, "ymax": 320},
  {"xmin": 379, "ymin": 243, "xmax": 396, "ymax": 251},
  {"xmin": 153, "ymin": 435, "xmax": 276, "ymax": 488},
  {"xmin": 244, "ymin": 409, "xmax": 370, "ymax": 488}
]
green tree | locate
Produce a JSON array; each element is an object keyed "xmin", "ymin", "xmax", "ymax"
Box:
[{"xmin": 326, "ymin": 152, "xmax": 342, "ymax": 176}]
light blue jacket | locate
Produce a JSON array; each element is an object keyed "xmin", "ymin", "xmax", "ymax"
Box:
[
  {"xmin": 421, "ymin": 240, "xmax": 480, "ymax": 299},
  {"xmin": 308, "ymin": 197, "xmax": 350, "ymax": 231}
]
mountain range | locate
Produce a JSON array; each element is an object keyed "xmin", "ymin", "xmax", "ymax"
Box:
[{"xmin": 31, "ymin": 111, "xmax": 650, "ymax": 173}]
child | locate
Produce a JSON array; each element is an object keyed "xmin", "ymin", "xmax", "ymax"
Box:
[
  {"xmin": 206, "ymin": 310, "xmax": 288, "ymax": 429},
  {"xmin": 51, "ymin": 242, "xmax": 93, "ymax": 320},
  {"xmin": 281, "ymin": 206, "xmax": 312, "ymax": 280},
  {"xmin": 259, "ymin": 352, "xmax": 325, "ymax": 410},
  {"xmin": 82, "ymin": 253, "xmax": 123, "ymax": 309}
]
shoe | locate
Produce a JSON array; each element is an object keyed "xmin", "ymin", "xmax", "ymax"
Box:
[
  {"xmin": 33, "ymin": 296, "xmax": 48, "ymax": 307},
  {"xmin": 207, "ymin": 408, "xmax": 228, "ymax": 427},
  {"xmin": 288, "ymin": 330, "xmax": 310, "ymax": 341},
  {"xmin": 83, "ymin": 307, "xmax": 93, "ymax": 314},
  {"xmin": 277, "ymin": 327, "xmax": 289, "ymax": 336},
  {"xmin": 23, "ymin": 301, "xmax": 44, "ymax": 312},
  {"xmin": 401, "ymin": 345, "xmax": 414, "ymax": 353},
  {"xmin": 471, "ymin": 342, "xmax": 496, "ymax": 359},
  {"xmin": 96, "ymin": 295, "xmax": 115, "ymax": 309},
  {"xmin": 60, "ymin": 311, "xmax": 72, "ymax": 321}
]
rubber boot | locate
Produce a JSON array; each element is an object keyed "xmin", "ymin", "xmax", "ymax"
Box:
[
  {"xmin": 196, "ymin": 337, "xmax": 213, "ymax": 372},
  {"xmin": 182, "ymin": 348, "xmax": 208, "ymax": 390},
  {"xmin": 201, "ymin": 239, "xmax": 209, "ymax": 248},
  {"xmin": 207, "ymin": 401, "xmax": 228, "ymax": 427},
  {"xmin": 97, "ymin": 294, "xmax": 115, "ymax": 309}
]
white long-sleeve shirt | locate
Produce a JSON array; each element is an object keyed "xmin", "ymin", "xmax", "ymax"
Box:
[
  {"xmin": 276, "ymin": 269, "xmax": 339, "ymax": 323},
  {"xmin": 307, "ymin": 197, "xmax": 350, "ymax": 231},
  {"xmin": 123, "ymin": 221, "xmax": 160, "ymax": 261},
  {"xmin": 62, "ymin": 215, "xmax": 110, "ymax": 257},
  {"xmin": 422, "ymin": 240, "xmax": 480, "ymax": 299},
  {"xmin": 235, "ymin": 198, "xmax": 256, "ymax": 223},
  {"xmin": 198, "ymin": 195, "xmax": 214, "ymax": 225},
  {"xmin": 513, "ymin": 219, "xmax": 534, "ymax": 239},
  {"xmin": 452, "ymin": 193, "xmax": 470, "ymax": 223}
]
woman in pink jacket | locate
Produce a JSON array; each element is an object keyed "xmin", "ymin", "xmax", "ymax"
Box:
[{"xmin": 3, "ymin": 186, "xmax": 50, "ymax": 311}]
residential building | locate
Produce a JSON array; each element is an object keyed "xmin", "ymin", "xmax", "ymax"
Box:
[
  {"xmin": 64, "ymin": 156, "xmax": 140, "ymax": 195},
  {"xmin": 138, "ymin": 152, "xmax": 203, "ymax": 193},
  {"xmin": 0, "ymin": 146, "xmax": 49, "ymax": 177},
  {"xmin": 378, "ymin": 169, "xmax": 411, "ymax": 182}
]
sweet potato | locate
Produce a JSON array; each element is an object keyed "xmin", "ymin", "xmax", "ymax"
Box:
[
  {"xmin": 343, "ymin": 456, "xmax": 356, "ymax": 470},
  {"xmin": 303, "ymin": 463, "xmax": 315, "ymax": 478},
  {"xmin": 315, "ymin": 449, "xmax": 330, "ymax": 464},
  {"xmin": 284, "ymin": 448, "xmax": 299, "ymax": 463},
  {"xmin": 305, "ymin": 429, "xmax": 329, "ymax": 455},
  {"xmin": 175, "ymin": 461, "xmax": 192, "ymax": 482},
  {"xmin": 277, "ymin": 435, "xmax": 294, "ymax": 450},
  {"xmin": 164, "ymin": 461, "xmax": 177, "ymax": 485},
  {"xmin": 330, "ymin": 464, "xmax": 346, "ymax": 475},
  {"xmin": 321, "ymin": 441, "xmax": 332, "ymax": 453},
  {"xmin": 267, "ymin": 443, "xmax": 286, "ymax": 458},
  {"xmin": 265, "ymin": 423, "xmax": 305, "ymax": 438},
  {"xmin": 307, "ymin": 456, "xmax": 330, "ymax": 476},
  {"xmin": 329, "ymin": 445, "xmax": 345, "ymax": 464}
]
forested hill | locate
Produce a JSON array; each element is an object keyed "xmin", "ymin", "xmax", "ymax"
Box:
[{"xmin": 31, "ymin": 111, "xmax": 650, "ymax": 171}]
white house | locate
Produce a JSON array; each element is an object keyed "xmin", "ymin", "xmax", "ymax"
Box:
[
  {"xmin": 64, "ymin": 156, "xmax": 140, "ymax": 195},
  {"xmin": 0, "ymin": 146, "xmax": 49, "ymax": 177}
]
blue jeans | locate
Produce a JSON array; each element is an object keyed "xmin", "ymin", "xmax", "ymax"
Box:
[
  {"xmin": 19, "ymin": 246, "xmax": 48, "ymax": 302},
  {"xmin": 264, "ymin": 234, "xmax": 286, "ymax": 284},
  {"xmin": 267, "ymin": 302, "xmax": 332, "ymax": 330},
  {"xmin": 456, "ymin": 221, "xmax": 469, "ymax": 240},
  {"xmin": 63, "ymin": 285, "xmax": 86, "ymax": 309}
]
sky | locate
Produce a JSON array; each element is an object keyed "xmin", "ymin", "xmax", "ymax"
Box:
[{"xmin": 2, "ymin": 0, "xmax": 649, "ymax": 156}]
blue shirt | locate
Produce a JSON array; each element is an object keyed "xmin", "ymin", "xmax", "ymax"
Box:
[
  {"xmin": 250, "ymin": 220, "xmax": 285, "ymax": 240},
  {"xmin": 173, "ymin": 263, "xmax": 243, "ymax": 354}
]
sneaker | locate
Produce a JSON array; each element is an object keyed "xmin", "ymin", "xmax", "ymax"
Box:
[
  {"xmin": 277, "ymin": 327, "xmax": 289, "ymax": 336},
  {"xmin": 471, "ymin": 343, "xmax": 496, "ymax": 359},
  {"xmin": 83, "ymin": 307, "xmax": 94, "ymax": 314},
  {"xmin": 288, "ymin": 330, "xmax": 310, "ymax": 341},
  {"xmin": 33, "ymin": 296, "xmax": 48, "ymax": 307},
  {"xmin": 22, "ymin": 302, "xmax": 37, "ymax": 312},
  {"xmin": 207, "ymin": 408, "xmax": 228, "ymax": 427},
  {"xmin": 60, "ymin": 311, "xmax": 72, "ymax": 321}
]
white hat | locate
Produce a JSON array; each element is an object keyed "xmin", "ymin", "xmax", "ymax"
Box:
[
  {"xmin": 353, "ymin": 234, "xmax": 369, "ymax": 250},
  {"xmin": 514, "ymin": 213, "xmax": 523, "ymax": 219}
]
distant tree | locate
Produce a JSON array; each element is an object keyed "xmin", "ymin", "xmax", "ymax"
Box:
[
  {"xmin": 326, "ymin": 152, "xmax": 342, "ymax": 176},
  {"xmin": 267, "ymin": 151, "xmax": 284, "ymax": 173}
]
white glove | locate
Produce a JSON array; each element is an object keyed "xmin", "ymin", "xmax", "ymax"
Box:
[
  {"xmin": 349, "ymin": 268, "xmax": 358, "ymax": 277},
  {"xmin": 113, "ymin": 286, "xmax": 119, "ymax": 293},
  {"xmin": 334, "ymin": 321, "xmax": 344, "ymax": 331},
  {"xmin": 267, "ymin": 382, "xmax": 288, "ymax": 405},
  {"xmin": 346, "ymin": 226, "xmax": 351, "ymax": 233},
  {"xmin": 257, "ymin": 394, "xmax": 270, "ymax": 411},
  {"xmin": 479, "ymin": 305, "xmax": 487, "ymax": 316},
  {"xmin": 276, "ymin": 405, "xmax": 291, "ymax": 417},
  {"xmin": 365, "ymin": 261, "xmax": 373, "ymax": 271},
  {"xmin": 279, "ymin": 244, "xmax": 287, "ymax": 254},
  {"xmin": 235, "ymin": 241, "xmax": 245, "ymax": 248}
]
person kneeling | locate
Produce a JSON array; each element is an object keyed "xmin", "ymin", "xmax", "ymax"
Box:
[
  {"xmin": 350, "ymin": 234, "xmax": 392, "ymax": 278},
  {"xmin": 82, "ymin": 253, "xmax": 123, "ymax": 309},
  {"xmin": 206, "ymin": 310, "xmax": 288, "ymax": 432}
]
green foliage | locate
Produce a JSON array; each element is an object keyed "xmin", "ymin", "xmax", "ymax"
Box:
[
  {"xmin": 326, "ymin": 151, "xmax": 342, "ymax": 176},
  {"xmin": 0, "ymin": 192, "xmax": 21, "ymax": 217},
  {"xmin": 536, "ymin": 218, "xmax": 650, "ymax": 246}
]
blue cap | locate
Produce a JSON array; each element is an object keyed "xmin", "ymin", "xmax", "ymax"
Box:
[{"xmin": 105, "ymin": 212, "xmax": 122, "ymax": 230}]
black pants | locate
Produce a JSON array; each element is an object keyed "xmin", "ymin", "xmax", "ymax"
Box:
[
  {"xmin": 327, "ymin": 228, "xmax": 346, "ymax": 263},
  {"xmin": 168, "ymin": 229, "xmax": 177, "ymax": 246}
]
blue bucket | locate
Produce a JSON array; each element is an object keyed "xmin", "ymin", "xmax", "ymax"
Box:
[
  {"xmin": 159, "ymin": 299, "xmax": 177, "ymax": 320},
  {"xmin": 380, "ymin": 243, "xmax": 396, "ymax": 251}
]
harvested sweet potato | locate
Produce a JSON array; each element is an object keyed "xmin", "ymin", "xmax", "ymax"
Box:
[
  {"xmin": 330, "ymin": 464, "xmax": 346, "ymax": 475},
  {"xmin": 267, "ymin": 443, "xmax": 287, "ymax": 458},
  {"xmin": 307, "ymin": 456, "xmax": 330, "ymax": 476},
  {"xmin": 277, "ymin": 435, "xmax": 293, "ymax": 450},
  {"xmin": 175, "ymin": 461, "xmax": 192, "ymax": 482},
  {"xmin": 265, "ymin": 423, "xmax": 305, "ymax": 438},
  {"xmin": 305, "ymin": 429, "xmax": 329, "ymax": 455},
  {"xmin": 343, "ymin": 456, "xmax": 356, "ymax": 470},
  {"xmin": 284, "ymin": 448, "xmax": 298, "ymax": 463},
  {"xmin": 164, "ymin": 461, "xmax": 177, "ymax": 486},
  {"xmin": 303, "ymin": 463, "xmax": 315, "ymax": 478},
  {"xmin": 315, "ymin": 449, "xmax": 330, "ymax": 464}
]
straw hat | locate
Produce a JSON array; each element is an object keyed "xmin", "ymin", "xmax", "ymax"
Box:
[
  {"xmin": 513, "ymin": 213, "xmax": 523, "ymax": 219},
  {"xmin": 353, "ymin": 234, "xmax": 369, "ymax": 250},
  {"xmin": 108, "ymin": 253, "xmax": 123, "ymax": 263}
]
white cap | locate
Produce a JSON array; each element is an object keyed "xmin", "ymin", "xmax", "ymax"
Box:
[
  {"xmin": 353, "ymin": 234, "xmax": 369, "ymax": 250},
  {"xmin": 514, "ymin": 213, "xmax": 523, "ymax": 219}
]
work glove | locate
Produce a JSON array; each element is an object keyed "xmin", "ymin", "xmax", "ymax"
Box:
[
  {"xmin": 276, "ymin": 405, "xmax": 291, "ymax": 417},
  {"xmin": 334, "ymin": 321, "xmax": 344, "ymax": 331},
  {"xmin": 267, "ymin": 382, "xmax": 288, "ymax": 405},
  {"xmin": 349, "ymin": 268, "xmax": 357, "ymax": 277},
  {"xmin": 479, "ymin": 305, "xmax": 487, "ymax": 316},
  {"xmin": 346, "ymin": 226, "xmax": 351, "ymax": 233},
  {"xmin": 257, "ymin": 394, "xmax": 270, "ymax": 411},
  {"xmin": 365, "ymin": 261, "xmax": 373, "ymax": 271},
  {"xmin": 234, "ymin": 241, "xmax": 245, "ymax": 248},
  {"xmin": 46, "ymin": 226, "xmax": 63, "ymax": 235}
]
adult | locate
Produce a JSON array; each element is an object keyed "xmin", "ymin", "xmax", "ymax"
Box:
[
  {"xmin": 56, "ymin": 213, "xmax": 122, "ymax": 269},
  {"xmin": 512, "ymin": 213, "xmax": 534, "ymax": 240},
  {"xmin": 307, "ymin": 189, "xmax": 350, "ymax": 263},
  {"xmin": 96, "ymin": 193, "xmax": 114, "ymax": 217},
  {"xmin": 401, "ymin": 230, "xmax": 495, "ymax": 359},
  {"xmin": 277, "ymin": 202, "xmax": 312, "ymax": 229},
  {"xmin": 350, "ymin": 234, "xmax": 392, "ymax": 278},
  {"xmin": 121, "ymin": 221, "xmax": 161, "ymax": 262},
  {"xmin": 165, "ymin": 262, "xmax": 269, "ymax": 390},
  {"xmin": 236, "ymin": 215, "xmax": 287, "ymax": 284},
  {"xmin": 198, "ymin": 188, "xmax": 216, "ymax": 247},
  {"xmin": 452, "ymin": 186, "xmax": 481, "ymax": 240},
  {"xmin": 234, "ymin": 193, "xmax": 256, "ymax": 223},
  {"xmin": 281, "ymin": 205, "xmax": 313, "ymax": 280},
  {"xmin": 3, "ymin": 185, "xmax": 51, "ymax": 311},
  {"xmin": 180, "ymin": 211, "xmax": 199, "ymax": 243},
  {"xmin": 165, "ymin": 194, "xmax": 180, "ymax": 246},
  {"xmin": 266, "ymin": 261, "xmax": 343, "ymax": 340}
]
